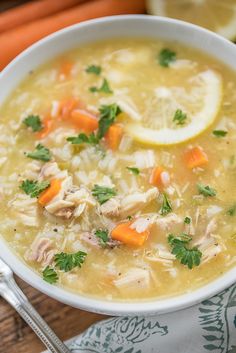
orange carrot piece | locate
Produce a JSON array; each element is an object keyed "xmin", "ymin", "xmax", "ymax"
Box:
[
  {"xmin": 58, "ymin": 60, "xmax": 74, "ymax": 80},
  {"xmin": 38, "ymin": 179, "xmax": 62, "ymax": 206},
  {"xmin": 111, "ymin": 222, "xmax": 149, "ymax": 247},
  {"xmin": 149, "ymin": 166, "xmax": 165, "ymax": 188},
  {"xmin": 105, "ymin": 124, "xmax": 123, "ymax": 150},
  {"xmin": 36, "ymin": 115, "xmax": 54, "ymax": 139},
  {"xmin": 185, "ymin": 146, "xmax": 208, "ymax": 169},
  {"xmin": 70, "ymin": 109, "xmax": 98, "ymax": 133},
  {"xmin": 59, "ymin": 97, "xmax": 79, "ymax": 119}
]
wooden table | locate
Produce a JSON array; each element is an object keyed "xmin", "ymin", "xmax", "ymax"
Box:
[{"xmin": 0, "ymin": 277, "xmax": 106, "ymax": 353}]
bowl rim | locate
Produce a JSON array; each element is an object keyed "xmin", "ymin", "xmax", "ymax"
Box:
[{"xmin": 0, "ymin": 14, "xmax": 236, "ymax": 316}]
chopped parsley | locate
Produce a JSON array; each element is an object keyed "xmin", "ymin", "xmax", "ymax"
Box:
[
  {"xmin": 92, "ymin": 184, "xmax": 117, "ymax": 205},
  {"xmin": 97, "ymin": 103, "xmax": 122, "ymax": 139},
  {"xmin": 54, "ymin": 251, "xmax": 87, "ymax": 272},
  {"xmin": 95, "ymin": 229, "xmax": 109, "ymax": 246},
  {"xmin": 89, "ymin": 78, "xmax": 113, "ymax": 94},
  {"xmin": 212, "ymin": 130, "xmax": 228, "ymax": 137},
  {"xmin": 227, "ymin": 203, "xmax": 236, "ymax": 216},
  {"xmin": 42, "ymin": 266, "xmax": 58, "ymax": 284},
  {"xmin": 184, "ymin": 216, "xmax": 191, "ymax": 224},
  {"xmin": 168, "ymin": 233, "xmax": 202, "ymax": 269},
  {"xmin": 158, "ymin": 48, "xmax": 176, "ymax": 67},
  {"xmin": 126, "ymin": 167, "xmax": 140, "ymax": 175},
  {"xmin": 27, "ymin": 144, "xmax": 51, "ymax": 162},
  {"xmin": 86, "ymin": 64, "xmax": 101, "ymax": 75},
  {"xmin": 160, "ymin": 193, "xmax": 172, "ymax": 216},
  {"xmin": 197, "ymin": 183, "xmax": 217, "ymax": 197},
  {"xmin": 20, "ymin": 179, "xmax": 50, "ymax": 198},
  {"xmin": 67, "ymin": 132, "xmax": 98, "ymax": 145},
  {"xmin": 23, "ymin": 115, "xmax": 42, "ymax": 132},
  {"xmin": 173, "ymin": 109, "xmax": 187, "ymax": 125}
]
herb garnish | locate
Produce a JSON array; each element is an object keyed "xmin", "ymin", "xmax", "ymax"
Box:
[
  {"xmin": 42, "ymin": 266, "xmax": 58, "ymax": 284},
  {"xmin": 95, "ymin": 229, "xmax": 109, "ymax": 246},
  {"xmin": 89, "ymin": 78, "xmax": 113, "ymax": 94},
  {"xmin": 168, "ymin": 233, "xmax": 202, "ymax": 269},
  {"xmin": 27, "ymin": 144, "xmax": 51, "ymax": 162},
  {"xmin": 197, "ymin": 183, "xmax": 217, "ymax": 197},
  {"xmin": 158, "ymin": 48, "xmax": 176, "ymax": 67},
  {"xmin": 212, "ymin": 130, "xmax": 228, "ymax": 137},
  {"xmin": 227, "ymin": 203, "xmax": 236, "ymax": 216},
  {"xmin": 86, "ymin": 65, "xmax": 101, "ymax": 75},
  {"xmin": 160, "ymin": 193, "xmax": 172, "ymax": 216},
  {"xmin": 126, "ymin": 167, "xmax": 140, "ymax": 175},
  {"xmin": 173, "ymin": 109, "xmax": 187, "ymax": 125},
  {"xmin": 67, "ymin": 132, "xmax": 99, "ymax": 145},
  {"xmin": 20, "ymin": 179, "xmax": 50, "ymax": 198},
  {"xmin": 92, "ymin": 184, "xmax": 117, "ymax": 205},
  {"xmin": 23, "ymin": 115, "xmax": 42, "ymax": 132},
  {"xmin": 97, "ymin": 103, "xmax": 122, "ymax": 139},
  {"xmin": 184, "ymin": 216, "xmax": 191, "ymax": 224},
  {"xmin": 54, "ymin": 251, "xmax": 87, "ymax": 272}
]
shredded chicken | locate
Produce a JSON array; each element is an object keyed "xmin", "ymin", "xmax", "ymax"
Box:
[
  {"xmin": 120, "ymin": 187, "xmax": 158, "ymax": 217},
  {"xmin": 25, "ymin": 237, "xmax": 54, "ymax": 266},
  {"xmin": 155, "ymin": 213, "xmax": 182, "ymax": 231},
  {"xmin": 113, "ymin": 268, "xmax": 150, "ymax": 290},
  {"xmin": 100, "ymin": 197, "xmax": 121, "ymax": 217},
  {"xmin": 9, "ymin": 194, "xmax": 39, "ymax": 227},
  {"xmin": 130, "ymin": 217, "xmax": 152, "ymax": 233}
]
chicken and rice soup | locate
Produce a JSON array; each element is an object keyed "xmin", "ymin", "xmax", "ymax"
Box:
[{"xmin": 0, "ymin": 38, "xmax": 235, "ymax": 301}]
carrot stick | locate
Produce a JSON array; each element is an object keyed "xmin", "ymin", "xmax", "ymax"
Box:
[
  {"xmin": 149, "ymin": 166, "xmax": 165, "ymax": 188},
  {"xmin": 38, "ymin": 179, "xmax": 62, "ymax": 206},
  {"xmin": 0, "ymin": 0, "xmax": 88, "ymax": 33},
  {"xmin": 0, "ymin": 0, "xmax": 146, "ymax": 70},
  {"xmin": 36, "ymin": 115, "xmax": 54, "ymax": 139},
  {"xmin": 105, "ymin": 124, "xmax": 123, "ymax": 150},
  {"xmin": 70, "ymin": 109, "xmax": 99, "ymax": 133},
  {"xmin": 111, "ymin": 222, "xmax": 149, "ymax": 247}
]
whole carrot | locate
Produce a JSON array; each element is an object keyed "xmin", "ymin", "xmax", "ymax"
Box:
[
  {"xmin": 0, "ymin": 0, "xmax": 89, "ymax": 33},
  {"xmin": 0, "ymin": 0, "xmax": 145, "ymax": 70}
]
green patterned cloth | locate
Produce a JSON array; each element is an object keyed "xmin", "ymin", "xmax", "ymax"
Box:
[{"xmin": 44, "ymin": 284, "xmax": 236, "ymax": 353}]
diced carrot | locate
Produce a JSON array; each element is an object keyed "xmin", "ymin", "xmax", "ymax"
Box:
[
  {"xmin": 105, "ymin": 124, "xmax": 123, "ymax": 150},
  {"xmin": 111, "ymin": 222, "xmax": 149, "ymax": 247},
  {"xmin": 58, "ymin": 60, "xmax": 73, "ymax": 80},
  {"xmin": 149, "ymin": 166, "xmax": 165, "ymax": 188},
  {"xmin": 70, "ymin": 109, "xmax": 98, "ymax": 133},
  {"xmin": 38, "ymin": 179, "xmax": 62, "ymax": 206},
  {"xmin": 59, "ymin": 97, "xmax": 79, "ymax": 119},
  {"xmin": 36, "ymin": 115, "xmax": 54, "ymax": 139},
  {"xmin": 185, "ymin": 146, "xmax": 208, "ymax": 169}
]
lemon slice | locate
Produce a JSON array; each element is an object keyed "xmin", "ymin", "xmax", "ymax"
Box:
[
  {"xmin": 147, "ymin": 0, "xmax": 236, "ymax": 41},
  {"xmin": 125, "ymin": 70, "xmax": 222, "ymax": 146}
]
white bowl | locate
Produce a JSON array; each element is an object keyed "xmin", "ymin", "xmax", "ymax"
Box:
[{"xmin": 0, "ymin": 15, "xmax": 236, "ymax": 316}]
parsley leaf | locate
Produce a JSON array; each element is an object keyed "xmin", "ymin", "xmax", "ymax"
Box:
[
  {"xmin": 97, "ymin": 103, "xmax": 122, "ymax": 139},
  {"xmin": 168, "ymin": 233, "xmax": 202, "ymax": 269},
  {"xmin": 27, "ymin": 144, "xmax": 51, "ymax": 162},
  {"xmin": 212, "ymin": 130, "xmax": 228, "ymax": 137},
  {"xmin": 227, "ymin": 203, "xmax": 236, "ymax": 216},
  {"xmin": 158, "ymin": 48, "xmax": 176, "ymax": 67},
  {"xmin": 86, "ymin": 65, "xmax": 101, "ymax": 75},
  {"xmin": 160, "ymin": 193, "xmax": 172, "ymax": 216},
  {"xmin": 20, "ymin": 179, "xmax": 50, "ymax": 198},
  {"xmin": 23, "ymin": 115, "xmax": 42, "ymax": 132},
  {"xmin": 197, "ymin": 183, "xmax": 217, "ymax": 197},
  {"xmin": 184, "ymin": 216, "xmax": 191, "ymax": 224},
  {"xmin": 89, "ymin": 79, "xmax": 113, "ymax": 94},
  {"xmin": 55, "ymin": 251, "xmax": 87, "ymax": 272},
  {"xmin": 95, "ymin": 229, "xmax": 109, "ymax": 246},
  {"xmin": 42, "ymin": 266, "xmax": 58, "ymax": 284},
  {"xmin": 67, "ymin": 132, "xmax": 99, "ymax": 145},
  {"xmin": 173, "ymin": 109, "xmax": 187, "ymax": 125},
  {"xmin": 126, "ymin": 167, "xmax": 140, "ymax": 175},
  {"xmin": 92, "ymin": 184, "xmax": 117, "ymax": 205}
]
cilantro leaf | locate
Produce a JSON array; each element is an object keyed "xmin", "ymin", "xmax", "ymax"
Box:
[
  {"xmin": 212, "ymin": 130, "xmax": 228, "ymax": 137},
  {"xmin": 20, "ymin": 179, "xmax": 50, "ymax": 198},
  {"xmin": 95, "ymin": 229, "xmax": 109, "ymax": 246},
  {"xmin": 158, "ymin": 48, "xmax": 176, "ymax": 67},
  {"xmin": 55, "ymin": 251, "xmax": 87, "ymax": 272},
  {"xmin": 168, "ymin": 233, "xmax": 202, "ymax": 269},
  {"xmin": 92, "ymin": 184, "xmax": 117, "ymax": 205},
  {"xmin": 173, "ymin": 109, "xmax": 187, "ymax": 125},
  {"xmin": 97, "ymin": 103, "xmax": 122, "ymax": 139},
  {"xmin": 23, "ymin": 115, "xmax": 42, "ymax": 132},
  {"xmin": 67, "ymin": 132, "xmax": 99, "ymax": 145},
  {"xmin": 184, "ymin": 216, "xmax": 191, "ymax": 224},
  {"xmin": 126, "ymin": 167, "xmax": 140, "ymax": 175},
  {"xmin": 89, "ymin": 79, "xmax": 113, "ymax": 94},
  {"xmin": 160, "ymin": 193, "xmax": 172, "ymax": 216},
  {"xmin": 227, "ymin": 203, "xmax": 236, "ymax": 216},
  {"xmin": 27, "ymin": 144, "xmax": 51, "ymax": 162},
  {"xmin": 42, "ymin": 266, "xmax": 58, "ymax": 284},
  {"xmin": 86, "ymin": 65, "xmax": 101, "ymax": 75},
  {"xmin": 197, "ymin": 183, "xmax": 217, "ymax": 197}
]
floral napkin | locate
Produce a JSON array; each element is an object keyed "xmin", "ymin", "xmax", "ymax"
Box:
[{"xmin": 43, "ymin": 283, "xmax": 236, "ymax": 353}]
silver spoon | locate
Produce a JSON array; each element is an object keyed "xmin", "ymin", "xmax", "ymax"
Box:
[{"xmin": 0, "ymin": 257, "xmax": 71, "ymax": 353}]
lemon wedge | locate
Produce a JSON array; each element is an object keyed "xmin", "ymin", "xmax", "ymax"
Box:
[
  {"xmin": 147, "ymin": 0, "xmax": 236, "ymax": 41},
  {"xmin": 125, "ymin": 70, "xmax": 222, "ymax": 146}
]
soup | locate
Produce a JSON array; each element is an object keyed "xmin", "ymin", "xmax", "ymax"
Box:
[{"xmin": 0, "ymin": 38, "xmax": 235, "ymax": 301}]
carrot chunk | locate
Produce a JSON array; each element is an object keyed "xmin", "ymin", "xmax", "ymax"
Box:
[
  {"xmin": 38, "ymin": 179, "xmax": 61, "ymax": 206},
  {"xmin": 111, "ymin": 222, "xmax": 149, "ymax": 247},
  {"xmin": 59, "ymin": 97, "xmax": 79, "ymax": 119},
  {"xmin": 105, "ymin": 124, "xmax": 123, "ymax": 150},
  {"xmin": 36, "ymin": 115, "xmax": 54, "ymax": 139},
  {"xmin": 70, "ymin": 109, "xmax": 98, "ymax": 133},
  {"xmin": 149, "ymin": 166, "xmax": 166, "ymax": 188},
  {"xmin": 185, "ymin": 146, "xmax": 208, "ymax": 169}
]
